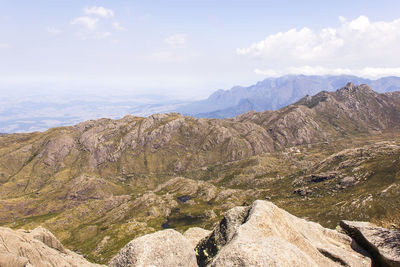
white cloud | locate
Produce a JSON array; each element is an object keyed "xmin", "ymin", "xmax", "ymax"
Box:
[
  {"xmin": 70, "ymin": 7, "xmax": 121, "ymax": 39},
  {"xmin": 112, "ymin": 21, "xmax": 126, "ymax": 31},
  {"xmin": 0, "ymin": 43, "xmax": 9, "ymax": 49},
  {"xmin": 46, "ymin": 26, "xmax": 61, "ymax": 35},
  {"xmin": 84, "ymin": 6, "xmax": 114, "ymax": 18},
  {"xmin": 238, "ymin": 16, "xmax": 400, "ymax": 76},
  {"xmin": 255, "ymin": 66, "xmax": 400, "ymax": 79},
  {"xmin": 70, "ymin": 16, "xmax": 98, "ymax": 30},
  {"xmin": 165, "ymin": 34, "xmax": 186, "ymax": 48}
]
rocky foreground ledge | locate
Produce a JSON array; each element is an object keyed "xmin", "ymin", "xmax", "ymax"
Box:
[
  {"xmin": 0, "ymin": 226, "xmax": 103, "ymax": 267},
  {"xmin": 1, "ymin": 200, "xmax": 399, "ymax": 267}
]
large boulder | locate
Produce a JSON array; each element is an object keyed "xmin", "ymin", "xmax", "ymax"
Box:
[
  {"xmin": 0, "ymin": 226, "xmax": 103, "ymax": 267},
  {"xmin": 340, "ymin": 220, "xmax": 400, "ymax": 267},
  {"xmin": 29, "ymin": 226, "xmax": 66, "ymax": 253},
  {"xmin": 183, "ymin": 227, "xmax": 211, "ymax": 248},
  {"xmin": 196, "ymin": 200, "xmax": 371, "ymax": 267},
  {"xmin": 109, "ymin": 229, "xmax": 198, "ymax": 267}
]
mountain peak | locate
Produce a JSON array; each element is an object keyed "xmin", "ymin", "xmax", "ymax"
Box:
[
  {"xmin": 345, "ymin": 82, "xmax": 354, "ymax": 89},
  {"xmin": 296, "ymin": 90, "xmax": 331, "ymax": 108},
  {"xmin": 337, "ymin": 83, "xmax": 375, "ymax": 96}
]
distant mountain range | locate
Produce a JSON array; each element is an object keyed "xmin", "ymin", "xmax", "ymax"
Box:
[{"xmin": 176, "ymin": 75, "xmax": 400, "ymax": 118}]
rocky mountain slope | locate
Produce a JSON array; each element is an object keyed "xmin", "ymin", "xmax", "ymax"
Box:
[
  {"xmin": 177, "ymin": 75, "xmax": 400, "ymax": 118},
  {"xmin": 234, "ymin": 83, "xmax": 400, "ymax": 139},
  {"xmin": 2, "ymin": 200, "xmax": 399, "ymax": 266},
  {"xmin": 0, "ymin": 83, "xmax": 399, "ymax": 186},
  {"xmin": 0, "ymin": 83, "xmax": 399, "ymax": 263}
]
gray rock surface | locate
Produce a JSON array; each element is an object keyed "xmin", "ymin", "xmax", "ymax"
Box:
[
  {"xmin": 183, "ymin": 227, "xmax": 211, "ymax": 248},
  {"xmin": 340, "ymin": 220, "xmax": 400, "ymax": 267},
  {"xmin": 109, "ymin": 229, "xmax": 198, "ymax": 267},
  {"xmin": 196, "ymin": 200, "xmax": 371, "ymax": 267},
  {"xmin": 0, "ymin": 226, "xmax": 103, "ymax": 267},
  {"xmin": 29, "ymin": 226, "xmax": 66, "ymax": 253}
]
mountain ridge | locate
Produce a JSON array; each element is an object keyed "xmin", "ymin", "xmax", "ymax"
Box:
[
  {"xmin": 1, "ymin": 83, "xmax": 399, "ymax": 187},
  {"xmin": 177, "ymin": 75, "xmax": 400, "ymax": 118}
]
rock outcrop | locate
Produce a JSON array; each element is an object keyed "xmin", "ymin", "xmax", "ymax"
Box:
[
  {"xmin": 196, "ymin": 200, "xmax": 371, "ymax": 267},
  {"xmin": 28, "ymin": 226, "xmax": 66, "ymax": 253},
  {"xmin": 3, "ymin": 201, "xmax": 400, "ymax": 267},
  {"xmin": 340, "ymin": 220, "xmax": 400, "ymax": 267},
  {"xmin": 0, "ymin": 226, "xmax": 103, "ymax": 267},
  {"xmin": 183, "ymin": 227, "xmax": 211, "ymax": 248},
  {"xmin": 109, "ymin": 229, "xmax": 197, "ymax": 267}
]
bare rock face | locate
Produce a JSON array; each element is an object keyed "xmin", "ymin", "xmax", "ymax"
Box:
[
  {"xmin": 196, "ymin": 200, "xmax": 371, "ymax": 267},
  {"xmin": 29, "ymin": 226, "xmax": 66, "ymax": 253},
  {"xmin": 0, "ymin": 226, "xmax": 103, "ymax": 267},
  {"xmin": 183, "ymin": 227, "xmax": 211, "ymax": 248},
  {"xmin": 63, "ymin": 175, "xmax": 115, "ymax": 201},
  {"xmin": 109, "ymin": 229, "xmax": 198, "ymax": 267},
  {"xmin": 340, "ymin": 220, "xmax": 400, "ymax": 267},
  {"xmin": 38, "ymin": 134, "xmax": 76, "ymax": 169},
  {"xmin": 155, "ymin": 177, "xmax": 218, "ymax": 202}
]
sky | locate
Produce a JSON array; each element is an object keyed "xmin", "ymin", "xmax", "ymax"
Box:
[{"xmin": 1, "ymin": 0, "xmax": 400, "ymax": 99}]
